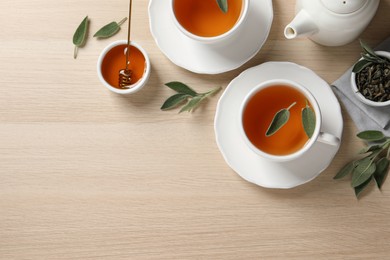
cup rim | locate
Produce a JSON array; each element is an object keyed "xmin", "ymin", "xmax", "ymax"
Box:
[
  {"xmin": 239, "ymin": 79, "xmax": 322, "ymax": 162},
  {"xmin": 97, "ymin": 40, "xmax": 151, "ymax": 94},
  {"xmin": 350, "ymin": 50, "xmax": 390, "ymax": 107},
  {"xmin": 170, "ymin": 0, "xmax": 249, "ymax": 43}
]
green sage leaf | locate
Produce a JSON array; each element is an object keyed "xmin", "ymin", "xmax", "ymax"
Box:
[
  {"xmin": 334, "ymin": 161, "xmax": 355, "ymax": 180},
  {"xmin": 266, "ymin": 102, "xmax": 296, "ymax": 137},
  {"xmin": 179, "ymin": 95, "xmax": 203, "ymax": 113},
  {"xmin": 302, "ymin": 104, "xmax": 316, "ymax": 138},
  {"xmin": 354, "ymin": 176, "xmax": 373, "ymax": 198},
  {"xmin": 352, "ymin": 59, "xmax": 372, "ymax": 73},
  {"xmin": 359, "ymin": 145, "xmax": 381, "ymax": 154},
  {"xmin": 165, "ymin": 82, "xmax": 197, "ymax": 96},
  {"xmin": 352, "ymin": 157, "xmax": 376, "ymax": 187},
  {"xmin": 216, "ymin": 0, "xmax": 228, "ymax": 13},
  {"xmin": 357, "ymin": 131, "xmax": 385, "ymax": 142},
  {"xmin": 374, "ymin": 157, "xmax": 390, "ymax": 189},
  {"xmin": 73, "ymin": 16, "xmax": 89, "ymax": 59},
  {"xmin": 161, "ymin": 94, "xmax": 190, "ymax": 111},
  {"xmin": 94, "ymin": 17, "xmax": 127, "ymax": 38},
  {"xmin": 266, "ymin": 109, "xmax": 290, "ymax": 137},
  {"xmin": 360, "ymin": 39, "xmax": 377, "ymax": 58},
  {"xmin": 361, "ymin": 53, "xmax": 379, "ymax": 63},
  {"xmin": 202, "ymin": 86, "xmax": 222, "ymax": 98}
]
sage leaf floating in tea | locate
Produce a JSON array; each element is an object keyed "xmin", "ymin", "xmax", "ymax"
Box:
[
  {"xmin": 161, "ymin": 82, "xmax": 221, "ymax": 113},
  {"xmin": 216, "ymin": 0, "xmax": 228, "ymax": 13},
  {"xmin": 302, "ymin": 102, "xmax": 316, "ymax": 138},
  {"xmin": 334, "ymin": 130, "xmax": 390, "ymax": 198},
  {"xmin": 265, "ymin": 102, "xmax": 296, "ymax": 137},
  {"xmin": 94, "ymin": 17, "xmax": 128, "ymax": 39},
  {"xmin": 73, "ymin": 16, "xmax": 89, "ymax": 59}
]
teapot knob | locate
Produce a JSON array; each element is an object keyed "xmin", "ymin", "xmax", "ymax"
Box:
[{"xmin": 320, "ymin": 0, "xmax": 369, "ymax": 14}]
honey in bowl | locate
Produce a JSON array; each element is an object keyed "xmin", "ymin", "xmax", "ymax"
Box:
[
  {"xmin": 101, "ymin": 44, "xmax": 146, "ymax": 89},
  {"xmin": 243, "ymin": 85, "xmax": 313, "ymax": 156},
  {"xmin": 173, "ymin": 0, "xmax": 243, "ymax": 37}
]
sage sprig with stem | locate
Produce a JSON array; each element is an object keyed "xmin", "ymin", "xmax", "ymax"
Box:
[
  {"xmin": 161, "ymin": 82, "xmax": 221, "ymax": 113},
  {"xmin": 94, "ymin": 17, "xmax": 128, "ymax": 38},
  {"xmin": 352, "ymin": 40, "xmax": 390, "ymax": 73},
  {"xmin": 72, "ymin": 16, "xmax": 89, "ymax": 59},
  {"xmin": 334, "ymin": 130, "xmax": 390, "ymax": 198},
  {"xmin": 265, "ymin": 101, "xmax": 316, "ymax": 138}
]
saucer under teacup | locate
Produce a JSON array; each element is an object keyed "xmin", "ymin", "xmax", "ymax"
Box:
[
  {"xmin": 148, "ymin": 0, "xmax": 273, "ymax": 74},
  {"xmin": 214, "ymin": 62, "xmax": 343, "ymax": 189}
]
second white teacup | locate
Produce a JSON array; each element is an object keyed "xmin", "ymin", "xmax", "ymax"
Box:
[{"xmin": 239, "ymin": 79, "xmax": 340, "ymax": 162}]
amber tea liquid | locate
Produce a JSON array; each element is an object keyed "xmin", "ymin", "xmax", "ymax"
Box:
[
  {"xmin": 101, "ymin": 44, "xmax": 146, "ymax": 89},
  {"xmin": 243, "ymin": 85, "xmax": 312, "ymax": 156},
  {"xmin": 173, "ymin": 0, "xmax": 243, "ymax": 37}
]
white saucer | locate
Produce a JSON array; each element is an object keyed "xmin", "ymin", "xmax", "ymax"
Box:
[
  {"xmin": 148, "ymin": 0, "xmax": 273, "ymax": 74},
  {"xmin": 214, "ymin": 62, "xmax": 343, "ymax": 189}
]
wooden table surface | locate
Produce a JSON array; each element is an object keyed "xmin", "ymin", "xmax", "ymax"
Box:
[{"xmin": 1, "ymin": 0, "xmax": 390, "ymax": 259}]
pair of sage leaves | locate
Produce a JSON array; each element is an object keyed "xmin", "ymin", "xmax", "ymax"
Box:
[
  {"xmin": 266, "ymin": 101, "xmax": 316, "ymax": 138},
  {"xmin": 73, "ymin": 16, "xmax": 127, "ymax": 59},
  {"xmin": 334, "ymin": 130, "xmax": 390, "ymax": 198}
]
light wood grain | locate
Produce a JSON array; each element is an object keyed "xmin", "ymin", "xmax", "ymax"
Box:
[{"xmin": 1, "ymin": 0, "xmax": 390, "ymax": 259}]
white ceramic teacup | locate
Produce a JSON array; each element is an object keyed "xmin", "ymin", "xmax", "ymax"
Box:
[
  {"xmin": 170, "ymin": 0, "xmax": 250, "ymax": 44},
  {"xmin": 97, "ymin": 40, "xmax": 151, "ymax": 95},
  {"xmin": 239, "ymin": 79, "xmax": 340, "ymax": 162}
]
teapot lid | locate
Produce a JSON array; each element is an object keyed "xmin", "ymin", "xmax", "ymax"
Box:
[{"xmin": 321, "ymin": 0, "xmax": 368, "ymax": 14}]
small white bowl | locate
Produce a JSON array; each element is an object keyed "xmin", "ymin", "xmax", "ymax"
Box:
[
  {"xmin": 351, "ymin": 50, "xmax": 390, "ymax": 107},
  {"xmin": 97, "ymin": 40, "xmax": 151, "ymax": 94}
]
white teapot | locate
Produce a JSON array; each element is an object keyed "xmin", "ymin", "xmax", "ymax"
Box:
[{"xmin": 284, "ymin": 0, "xmax": 380, "ymax": 46}]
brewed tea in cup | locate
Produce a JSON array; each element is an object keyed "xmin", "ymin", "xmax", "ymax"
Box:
[
  {"xmin": 171, "ymin": 0, "xmax": 249, "ymax": 43},
  {"xmin": 239, "ymin": 79, "xmax": 339, "ymax": 162}
]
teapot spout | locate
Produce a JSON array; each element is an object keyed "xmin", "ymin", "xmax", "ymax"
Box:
[{"xmin": 284, "ymin": 10, "xmax": 318, "ymax": 39}]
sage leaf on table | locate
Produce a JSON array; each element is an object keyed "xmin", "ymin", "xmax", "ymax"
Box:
[
  {"xmin": 73, "ymin": 16, "xmax": 89, "ymax": 59},
  {"xmin": 354, "ymin": 176, "xmax": 373, "ymax": 198},
  {"xmin": 94, "ymin": 17, "xmax": 127, "ymax": 38},
  {"xmin": 265, "ymin": 102, "xmax": 296, "ymax": 137},
  {"xmin": 161, "ymin": 82, "xmax": 221, "ymax": 113},
  {"xmin": 302, "ymin": 102, "xmax": 316, "ymax": 138},
  {"xmin": 165, "ymin": 82, "xmax": 197, "ymax": 97},
  {"xmin": 357, "ymin": 130, "xmax": 385, "ymax": 142},
  {"xmin": 161, "ymin": 93, "xmax": 191, "ymax": 110},
  {"xmin": 351, "ymin": 156, "xmax": 376, "ymax": 188},
  {"xmin": 374, "ymin": 157, "xmax": 390, "ymax": 189},
  {"xmin": 333, "ymin": 161, "xmax": 355, "ymax": 180},
  {"xmin": 334, "ymin": 130, "xmax": 390, "ymax": 198},
  {"xmin": 216, "ymin": 0, "xmax": 228, "ymax": 13}
]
